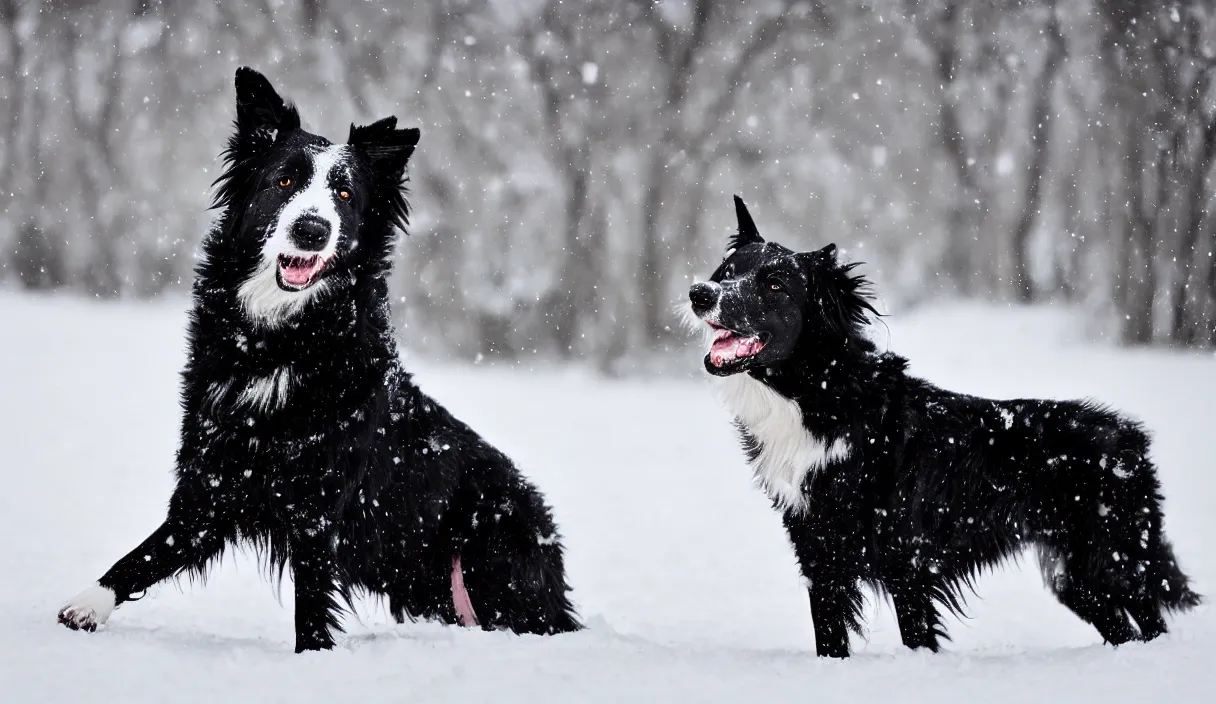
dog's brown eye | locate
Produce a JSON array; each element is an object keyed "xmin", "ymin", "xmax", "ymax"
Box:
[
  {"xmin": 337, "ymin": 188, "xmax": 352, "ymax": 201},
  {"xmin": 278, "ymin": 177, "xmax": 292, "ymax": 188},
  {"xmin": 768, "ymin": 279, "xmax": 784, "ymax": 292}
]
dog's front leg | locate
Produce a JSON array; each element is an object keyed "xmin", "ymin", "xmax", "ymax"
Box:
[
  {"xmin": 785, "ymin": 514, "xmax": 865, "ymax": 658},
  {"xmin": 289, "ymin": 528, "xmax": 342, "ymax": 653},
  {"xmin": 59, "ymin": 483, "xmax": 231, "ymax": 632},
  {"xmin": 805, "ymin": 576, "xmax": 864, "ymax": 658}
]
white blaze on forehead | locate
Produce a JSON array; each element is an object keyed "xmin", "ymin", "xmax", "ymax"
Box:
[
  {"xmin": 268, "ymin": 144, "xmax": 349, "ymax": 257},
  {"xmin": 237, "ymin": 144, "xmax": 350, "ymax": 326}
]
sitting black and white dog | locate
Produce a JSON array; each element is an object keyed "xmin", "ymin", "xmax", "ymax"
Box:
[
  {"xmin": 58, "ymin": 67, "xmax": 581, "ymax": 652},
  {"xmin": 688, "ymin": 196, "xmax": 1199, "ymax": 658}
]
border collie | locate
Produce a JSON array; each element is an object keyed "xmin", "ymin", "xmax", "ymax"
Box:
[
  {"xmin": 686, "ymin": 196, "xmax": 1199, "ymax": 658},
  {"xmin": 57, "ymin": 67, "xmax": 581, "ymax": 652}
]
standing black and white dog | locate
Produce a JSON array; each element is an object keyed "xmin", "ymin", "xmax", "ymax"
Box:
[
  {"xmin": 687, "ymin": 196, "xmax": 1199, "ymax": 658},
  {"xmin": 57, "ymin": 67, "xmax": 581, "ymax": 652}
]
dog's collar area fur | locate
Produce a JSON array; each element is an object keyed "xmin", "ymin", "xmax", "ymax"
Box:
[{"xmin": 712, "ymin": 371, "xmax": 853, "ymax": 514}]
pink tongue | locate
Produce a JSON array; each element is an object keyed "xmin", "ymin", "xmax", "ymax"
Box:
[
  {"xmin": 282, "ymin": 258, "xmax": 321, "ymax": 286},
  {"xmin": 710, "ymin": 334, "xmax": 763, "ymax": 367}
]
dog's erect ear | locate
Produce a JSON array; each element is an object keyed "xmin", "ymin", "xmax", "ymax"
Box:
[
  {"xmin": 728, "ymin": 195, "xmax": 764, "ymax": 250},
  {"xmin": 214, "ymin": 67, "xmax": 301, "ymax": 208},
  {"xmin": 233, "ymin": 67, "xmax": 300, "ymax": 152},
  {"xmin": 795, "ymin": 243, "xmax": 839, "ymax": 270},
  {"xmin": 349, "ymin": 117, "xmax": 421, "ymax": 181}
]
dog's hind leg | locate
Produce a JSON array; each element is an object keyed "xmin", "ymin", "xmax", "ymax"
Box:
[
  {"xmin": 384, "ymin": 551, "xmax": 462, "ymax": 626},
  {"xmin": 58, "ymin": 482, "xmax": 234, "ymax": 632},
  {"xmin": 454, "ymin": 474, "xmax": 582, "ymax": 635},
  {"xmin": 1051, "ymin": 575, "xmax": 1139, "ymax": 645},
  {"xmin": 1044, "ymin": 439, "xmax": 1200, "ymax": 645},
  {"xmin": 1119, "ymin": 517, "xmax": 1200, "ymax": 641},
  {"xmin": 1039, "ymin": 545, "xmax": 1139, "ymax": 645},
  {"xmin": 1124, "ymin": 595, "xmax": 1168, "ymax": 641},
  {"xmin": 1115, "ymin": 453, "xmax": 1201, "ymax": 641}
]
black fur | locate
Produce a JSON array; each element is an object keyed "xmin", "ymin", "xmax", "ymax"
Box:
[
  {"xmin": 728, "ymin": 194, "xmax": 764, "ymax": 251},
  {"xmin": 58, "ymin": 67, "xmax": 581, "ymax": 652},
  {"xmin": 690, "ymin": 196, "xmax": 1199, "ymax": 658}
]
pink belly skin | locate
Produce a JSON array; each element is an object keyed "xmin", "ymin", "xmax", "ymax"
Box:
[{"xmin": 450, "ymin": 555, "xmax": 479, "ymax": 627}]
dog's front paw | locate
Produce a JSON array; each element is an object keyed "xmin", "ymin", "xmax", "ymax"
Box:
[
  {"xmin": 57, "ymin": 583, "xmax": 117, "ymax": 633},
  {"xmin": 294, "ymin": 635, "xmax": 336, "ymax": 653}
]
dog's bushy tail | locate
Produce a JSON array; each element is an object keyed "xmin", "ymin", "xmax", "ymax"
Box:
[
  {"xmin": 1118, "ymin": 428, "xmax": 1202, "ymax": 614},
  {"xmin": 1152, "ymin": 535, "xmax": 1202, "ymax": 613}
]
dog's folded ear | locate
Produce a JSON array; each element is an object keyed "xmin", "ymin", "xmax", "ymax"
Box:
[
  {"xmin": 729, "ymin": 195, "xmax": 764, "ymax": 250},
  {"xmin": 349, "ymin": 117, "xmax": 421, "ymax": 182},
  {"xmin": 233, "ymin": 67, "xmax": 300, "ymax": 153}
]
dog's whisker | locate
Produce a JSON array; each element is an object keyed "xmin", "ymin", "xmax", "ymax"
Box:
[{"xmin": 672, "ymin": 300, "xmax": 708, "ymax": 338}]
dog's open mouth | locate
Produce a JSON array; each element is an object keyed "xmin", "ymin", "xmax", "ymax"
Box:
[
  {"xmin": 276, "ymin": 254, "xmax": 329, "ymax": 291},
  {"xmin": 707, "ymin": 322, "xmax": 766, "ymax": 368}
]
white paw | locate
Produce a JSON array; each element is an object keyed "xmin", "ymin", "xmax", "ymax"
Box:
[{"xmin": 57, "ymin": 583, "xmax": 117, "ymax": 633}]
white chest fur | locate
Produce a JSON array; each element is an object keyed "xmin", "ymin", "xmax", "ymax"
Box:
[
  {"xmin": 238, "ymin": 366, "xmax": 293, "ymax": 412},
  {"xmin": 712, "ymin": 373, "xmax": 851, "ymax": 514}
]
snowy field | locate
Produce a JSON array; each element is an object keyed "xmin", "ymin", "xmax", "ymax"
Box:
[{"xmin": 1, "ymin": 294, "xmax": 1213, "ymax": 703}]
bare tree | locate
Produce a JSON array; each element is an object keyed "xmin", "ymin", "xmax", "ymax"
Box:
[
  {"xmin": 5, "ymin": 0, "xmax": 1216, "ymax": 356},
  {"xmin": 516, "ymin": 1, "xmax": 617, "ymax": 358},
  {"xmin": 630, "ymin": 0, "xmax": 826, "ymax": 343},
  {"xmin": 1100, "ymin": 0, "xmax": 1216, "ymax": 345},
  {"xmin": 1010, "ymin": 0, "xmax": 1066, "ymax": 302},
  {"xmin": 913, "ymin": 0, "xmax": 991, "ymax": 295}
]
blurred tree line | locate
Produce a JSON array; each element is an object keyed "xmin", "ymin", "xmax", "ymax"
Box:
[{"xmin": 2, "ymin": 0, "xmax": 1216, "ymax": 365}]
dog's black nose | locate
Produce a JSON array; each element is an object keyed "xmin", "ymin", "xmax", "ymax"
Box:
[
  {"xmin": 289, "ymin": 217, "xmax": 331, "ymax": 251},
  {"xmin": 689, "ymin": 282, "xmax": 719, "ymax": 315}
]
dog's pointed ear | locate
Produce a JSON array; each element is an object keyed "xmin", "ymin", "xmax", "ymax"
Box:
[
  {"xmin": 349, "ymin": 117, "xmax": 421, "ymax": 181},
  {"xmin": 233, "ymin": 67, "xmax": 300, "ymax": 152},
  {"xmin": 728, "ymin": 195, "xmax": 764, "ymax": 250},
  {"xmin": 795, "ymin": 243, "xmax": 839, "ymax": 269}
]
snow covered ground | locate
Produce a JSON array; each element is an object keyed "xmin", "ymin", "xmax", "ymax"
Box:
[{"xmin": 1, "ymin": 294, "xmax": 1213, "ymax": 703}]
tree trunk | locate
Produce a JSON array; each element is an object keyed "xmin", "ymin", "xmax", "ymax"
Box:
[
  {"xmin": 1168, "ymin": 118, "xmax": 1216, "ymax": 343},
  {"xmin": 0, "ymin": 0, "xmax": 20, "ymax": 205},
  {"xmin": 678, "ymin": 155, "xmax": 719, "ymax": 277},
  {"xmin": 1057, "ymin": 156, "xmax": 1081, "ymax": 301},
  {"xmin": 1010, "ymin": 2, "xmax": 1064, "ymax": 303},
  {"xmin": 553, "ymin": 145, "xmax": 595, "ymax": 358},
  {"xmin": 1123, "ymin": 135, "xmax": 1156, "ymax": 344},
  {"xmin": 1207, "ymin": 220, "xmax": 1216, "ymax": 346},
  {"xmin": 639, "ymin": 147, "xmax": 669, "ymax": 344},
  {"xmin": 933, "ymin": 3, "xmax": 983, "ymax": 295}
]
